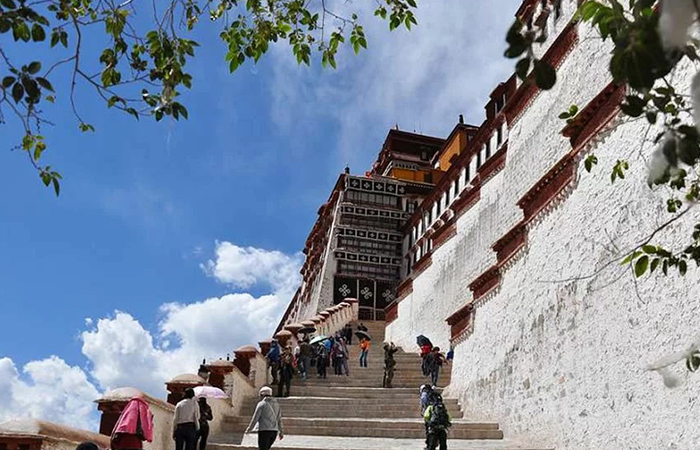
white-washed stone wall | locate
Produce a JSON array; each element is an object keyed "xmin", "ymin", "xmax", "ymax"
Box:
[{"xmin": 386, "ymin": 9, "xmax": 700, "ymax": 450}]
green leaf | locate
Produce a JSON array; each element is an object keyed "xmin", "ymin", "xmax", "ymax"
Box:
[
  {"xmin": 11, "ymin": 82, "xmax": 23, "ymax": 103},
  {"xmin": 621, "ymin": 250, "xmax": 642, "ymax": 265},
  {"xmin": 33, "ymin": 140, "xmax": 46, "ymax": 161},
  {"xmin": 634, "ymin": 255, "xmax": 649, "ymax": 277},
  {"xmin": 51, "ymin": 176, "xmax": 60, "ymax": 196},
  {"xmin": 2, "ymin": 76, "xmax": 15, "ymax": 88},
  {"xmin": 0, "ymin": 0, "xmax": 17, "ymax": 9},
  {"xmin": 27, "ymin": 61, "xmax": 41, "ymax": 75},
  {"xmin": 79, "ymin": 122, "xmax": 95, "ymax": 132},
  {"xmin": 533, "ymin": 59, "xmax": 556, "ymax": 90},
  {"xmin": 642, "ymin": 245, "xmax": 657, "ymax": 254},
  {"xmin": 36, "ymin": 77, "xmax": 54, "ymax": 92},
  {"xmin": 584, "ymin": 154, "xmax": 598, "ymax": 173},
  {"xmin": 31, "ymin": 24, "xmax": 45, "ymax": 42},
  {"xmin": 515, "ymin": 58, "xmax": 531, "ymax": 80},
  {"xmin": 650, "ymin": 257, "xmax": 660, "ymax": 273}
]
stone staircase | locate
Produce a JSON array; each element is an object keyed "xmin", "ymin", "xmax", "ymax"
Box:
[{"xmin": 209, "ymin": 321, "xmax": 551, "ymax": 450}]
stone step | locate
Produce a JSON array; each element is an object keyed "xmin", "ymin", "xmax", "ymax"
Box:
[
  {"xmin": 240, "ymin": 397, "xmax": 459, "ymax": 407},
  {"xmin": 225, "ymin": 418, "xmax": 489, "ymax": 432},
  {"xmin": 235, "ymin": 402, "xmax": 462, "ymax": 419},
  {"xmin": 290, "ymin": 386, "xmax": 441, "ymax": 399},
  {"xmin": 295, "ymin": 379, "xmax": 449, "ymax": 388},
  {"xmin": 219, "ymin": 423, "xmax": 504, "ymax": 440},
  {"xmin": 209, "ymin": 435, "xmax": 552, "ymax": 450}
]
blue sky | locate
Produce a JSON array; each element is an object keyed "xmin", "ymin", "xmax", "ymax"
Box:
[{"xmin": 0, "ymin": 0, "xmax": 521, "ymax": 428}]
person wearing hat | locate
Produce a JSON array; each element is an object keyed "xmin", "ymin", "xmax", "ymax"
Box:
[{"xmin": 246, "ymin": 386, "xmax": 284, "ymax": 450}]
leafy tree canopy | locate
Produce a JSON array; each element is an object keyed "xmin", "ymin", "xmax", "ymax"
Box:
[{"xmin": 0, "ymin": 0, "xmax": 419, "ymax": 194}]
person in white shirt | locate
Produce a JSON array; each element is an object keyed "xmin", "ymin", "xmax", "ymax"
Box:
[
  {"xmin": 246, "ymin": 386, "xmax": 284, "ymax": 450},
  {"xmin": 173, "ymin": 388, "xmax": 200, "ymax": 450}
]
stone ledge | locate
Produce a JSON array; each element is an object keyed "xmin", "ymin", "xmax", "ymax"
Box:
[
  {"xmin": 412, "ymin": 253, "xmax": 433, "ymax": 276},
  {"xmin": 517, "ymin": 154, "xmax": 576, "ymax": 225},
  {"xmin": 477, "ymin": 143, "xmax": 508, "ymax": 185},
  {"xmin": 562, "ymin": 82, "xmax": 626, "ymax": 152},
  {"xmin": 468, "ymin": 266, "xmax": 501, "ymax": 301},
  {"xmin": 451, "ymin": 184, "xmax": 481, "ymax": 218},
  {"xmin": 492, "ymin": 221, "xmax": 527, "ymax": 267}
]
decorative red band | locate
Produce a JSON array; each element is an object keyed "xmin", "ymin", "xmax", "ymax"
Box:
[
  {"xmin": 413, "ymin": 253, "xmax": 433, "ymax": 276},
  {"xmin": 432, "ymin": 220, "xmax": 457, "ymax": 250},
  {"xmin": 492, "ymin": 221, "xmax": 527, "ymax": 267},
  {"xmin": 517, "ymin": 154, "xmax": 575, "ymax": 224},
  {"xmin": 385, "ymin": 301, "xmax": 398, "ymax": 324},
  {"xmin": 468, "ymin": 265, "xmax": 501, "ymax": 300},
  {"xmin": 446, "ymin": 303, "xmax": 474, "ymax": 341},
  {"xmin": 451, "ymin": 184, "xmax": 481, "ymax": 217},
  {"xmin": 396, "ymin": 278, "xmax": 414, "ymax": 300},
  {"xmin": 477, "ymin": 144, "xmax": 508, "ymax": 183},
  {"xmin": 562, "ymin": 82, "xmax": 626, "ymax": 152}
]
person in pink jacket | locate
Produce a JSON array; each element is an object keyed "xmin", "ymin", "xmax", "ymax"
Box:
[{"xmin": 110, "ymin": 396, "xmax": 154, "ymax": 450}]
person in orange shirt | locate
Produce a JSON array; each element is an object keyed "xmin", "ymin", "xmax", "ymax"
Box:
[{"xmin": 359, "ymin": 338, "xmax": 370, "ymax": 368}]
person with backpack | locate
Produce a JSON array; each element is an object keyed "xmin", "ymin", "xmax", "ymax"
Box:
[
  {"xmin": 382, "ymin": 342, "xmax": 398, "ymax": 388},
  {"xmin": 423, "ymin": 392, "xmax": 451, "ymax": 450},
  {"xmin": 277, "ymin": 345, "xmax": 294, "ymax": 397},
  {"xmin": 298, "ymin": 338, "xmax": 312, "ymax": 381},
  {"xmin": 419, "ymin": 384, "xmax": 433, "ymax": 449},
  {"xmin": 315, "ymin": 343, "xmax": 328, "ymax": 379},
  {"xmin": 266, "ymin": 340, "xmax": 281, "ymax": 385},
  {"xmin": 426, "ymin": 347, "xmax": 447, "ymax": 386}
]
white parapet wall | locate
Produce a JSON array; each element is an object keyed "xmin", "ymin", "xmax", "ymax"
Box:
[{"xmin": 386, "ymin": 5, "xmax": 700, "ymax": 450}]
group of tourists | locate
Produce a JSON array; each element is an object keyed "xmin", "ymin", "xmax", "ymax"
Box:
[
  {"xmin": 172, "ymin": 388, "xmax": 213, "ymax": 450},
  {"xmin": 264, "ymin": 323, "xmax": 374, "ymax": 396},
  {"xmin": 91, "ymin": 387, "xmax": 213, "ymax": 450}
]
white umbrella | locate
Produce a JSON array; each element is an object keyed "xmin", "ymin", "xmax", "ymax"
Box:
[{"xmin": 194, "ymin": 386, "xmax": 228, "ymax": 399}]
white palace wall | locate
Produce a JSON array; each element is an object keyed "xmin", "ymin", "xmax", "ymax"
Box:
[{"xmin": 386, "ymin": 10, "xmax": 700, "ymax": 450}]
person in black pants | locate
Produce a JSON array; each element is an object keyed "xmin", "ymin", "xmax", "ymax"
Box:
[
  {"xmin": 173, "ymin": 388, "xmax": 200, "ymax": 450},
  {"xmin": 197, "ymin": 397, "xmax": 213, "ymax": 450},
  {"xmin": 246, "ymin": 386, "xmax": 284, "ymax": 450}
]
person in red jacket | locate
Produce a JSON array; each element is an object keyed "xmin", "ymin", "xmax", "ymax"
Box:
[{"xmin": 110, "ymin": 396, "xmax": 154, "ymax": 450}]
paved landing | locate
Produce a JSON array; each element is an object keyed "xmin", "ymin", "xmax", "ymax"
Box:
[{"xmin": 210, "ymin": 433, "xmax": 552, "ymax": 450}]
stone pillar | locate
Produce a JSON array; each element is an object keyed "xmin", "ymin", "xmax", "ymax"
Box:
[
  {"xmin": 275, "ymin": 329, "xmax": 293, "ymax": 348},
  {"xmin": 95, "ymin": 387, "xmax": 144, "ymax": 435},
  {"xmin": 284, "ymin": 323, "xmax": 303, "ymax": 350},
  {"xmin": 206, "ymin": 360, "xmax": 235, "ymax": 391},
  {"xmin": 165, "ymin": 374, "xmax": 206, "ymax": 405},
  {"xmin": 311, "ymin": 315, "xmax": 324, "ymax": 336},
  {"xmin": 233, "ymin": 345, "xmax": 258, "ymax": 378},
  {"xmin": 319, "ymin": 311, "xmax": 331, "ymax": 335},
  {"xmin": 259, "ymin": 339, "xmax": 272, "ymax": 357},
  {"xmin": 344, "ymin": 297, "xmax": 359, "ymax": 321}
]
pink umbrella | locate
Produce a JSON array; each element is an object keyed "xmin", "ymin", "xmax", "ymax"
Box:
[{"xmin": 193, "ymin": 386, "xmax": 228, "ymax": 399}]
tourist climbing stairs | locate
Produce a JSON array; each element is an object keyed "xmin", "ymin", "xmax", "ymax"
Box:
[{"xmin": 209, "ymin": 321, "xmax": 551, "ymax": 449}]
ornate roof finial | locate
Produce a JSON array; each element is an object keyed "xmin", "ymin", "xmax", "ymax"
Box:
[
  {"xmin": 459, "ymin": 114, "xmax": 464, "ymax": 124},
  {"xmin": 344, "ymin": 165, "xmax": 350, "ymax": 174}
]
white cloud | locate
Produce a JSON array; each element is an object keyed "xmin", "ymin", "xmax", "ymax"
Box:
[
  {"xmin": 80, "ymin": 242, "xmax": 300, "ymax": 397},
  {"xmin": 0, "ymin": 356, "xmax": 100, "ymax": 430},
  {"xmin": 202, "ymin": 241, "xmax": 303, "ymax": 292},
  {"xmin": 1, "ymin": 242, "xmax": 300, "ymax": 429},
  {"xmin": 269, "ymin": 0, "xmax": 522, "ymax": 167},
  {"xmin": 81, "ymin": 293, "xmax": 289, "ymax": 397}
]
